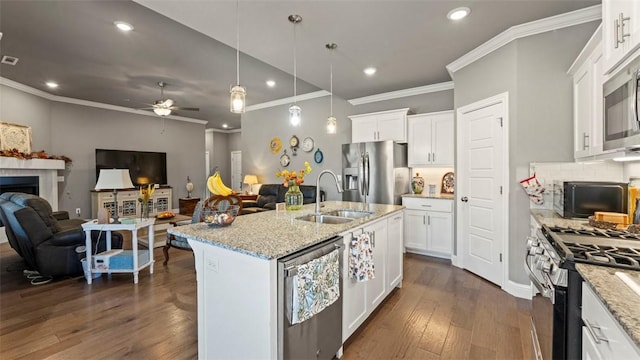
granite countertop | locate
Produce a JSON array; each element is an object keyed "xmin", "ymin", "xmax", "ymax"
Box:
[
  {"xmin": 576, "ymin": 264, "xmax": 640, "ymax": 349},
  {"xmin": 530, "ymin": 209, "xmax": 593, "ymax": 229},
  {"xmin": 402, "ymin": 193, "xmax": 455, "ymax": 200},
  {"xmin": 167, "ymin": 201, "xmax": 404, "ymax": 260}
]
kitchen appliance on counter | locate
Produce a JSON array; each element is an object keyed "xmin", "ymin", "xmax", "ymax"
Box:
[
  {"xmin": 603, "ymin": 53, "xmax": 640, "ymax": 152},
  {"xmin": 526, "ymin": 223, "xmax": 640, "ymax": 359},
  {"xmin": 553, "ymin": 181, "xmax": 628, "ymax": 219},
  {"xmin": 278, "ymin": 236, "xmax": 344, "ymax": 360},
  {"xmin": 342, "ymin": 141, "xmax": 409, "ymax": 205}
]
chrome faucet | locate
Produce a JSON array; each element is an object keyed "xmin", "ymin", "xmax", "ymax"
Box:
[{"xmin": 315, "ymin": 170, "xmax": 343, "ymax": 214}]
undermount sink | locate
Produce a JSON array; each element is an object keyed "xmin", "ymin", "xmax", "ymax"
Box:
[
  {"xmin": 323, "ymin": 209, "xmax": 374, "ymax": 219},
  {"xmin": 296, "ymin": 214, "xmax": 354, "ymax": 224}
]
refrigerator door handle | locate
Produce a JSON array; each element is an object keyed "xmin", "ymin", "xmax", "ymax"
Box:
[
  {"xmin": 359, "ymin": 154, "xmax": 366, "ymax": 196},
  {"xmin": 365, "ymin": 153, "xmax": 371, "ymax": 196}
]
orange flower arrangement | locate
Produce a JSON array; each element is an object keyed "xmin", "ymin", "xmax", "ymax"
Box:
[{"xmin": 276, "ymin": 161, "xmax": 312, "ymax": 187}]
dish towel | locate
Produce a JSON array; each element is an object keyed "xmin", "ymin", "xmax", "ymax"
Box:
[
  {"xmin": 291, "ymin": 249, "xmax": 340, "ymax": 325},
  {"xmin": 349, "ymin": 232, "xmax": 375, "ymax": 282}
]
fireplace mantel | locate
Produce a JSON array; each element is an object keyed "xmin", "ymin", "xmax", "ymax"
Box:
[{"xmin": 0, "ymin": 157, "xmax": 65, "ymax": 211}]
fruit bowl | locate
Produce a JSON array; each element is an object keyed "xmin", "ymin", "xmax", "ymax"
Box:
[{"xmin": 202, "ymin": 205, "xmax": 239, "ymax": 228}]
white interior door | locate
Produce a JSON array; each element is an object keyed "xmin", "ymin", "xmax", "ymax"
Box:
[
  {"xmin": 457, "ymin": 95, "xmax": 506, "ymax": 287},
  {"xmin": 230, "ymin": 150, "xmax": 242, "ymax": 192}
]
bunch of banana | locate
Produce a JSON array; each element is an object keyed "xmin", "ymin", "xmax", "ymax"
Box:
[{"xmin": 207, "ymin": 172, "xmax": 233, "ymax": 196}]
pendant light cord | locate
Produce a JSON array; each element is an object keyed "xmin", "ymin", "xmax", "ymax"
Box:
[
  {"xmin": 236, "ymin": 0, "xmax": 240, "ymax": 85},
  {"xmin": 293, "ymin": 21, "xmax": 297, "ymax": 104},
  {"xmin": 330, "ymin": 54, "xmax": 333, "ymax": 116}
]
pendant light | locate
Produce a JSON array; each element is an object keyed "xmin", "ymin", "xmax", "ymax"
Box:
[
  {"xmin": 288, "ymin": 14, "xmax": 302, "ymax": 126},
  {"xmin": 230, "ymin": 0, "xmax": 246, "ymax": 113},
  {"xmin": 326, "ymin": 43, "xmax": 337, "ymax": 134}
]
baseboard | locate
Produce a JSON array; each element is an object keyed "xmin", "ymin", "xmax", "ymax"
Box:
[
  {"xmin": 450, "ymin": 254, "xmax": 460, "ymax": 268},
  {"xmin": 504, "ymin": 280, "xmax": 532, "ymax": 300}
]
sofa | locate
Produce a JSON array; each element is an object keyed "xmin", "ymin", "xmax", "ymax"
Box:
[
  {"xmin": 0, "ymin": 192, "xmax": 123, "ymax": 277},
  {"xmin": 241, "ymin": 184, "xmax": 318, "ymax": 215}
]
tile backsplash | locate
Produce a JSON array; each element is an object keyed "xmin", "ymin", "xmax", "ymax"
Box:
[{"xmin": 527, "ymin": 162, "xmax": 625, "ymax": 209}]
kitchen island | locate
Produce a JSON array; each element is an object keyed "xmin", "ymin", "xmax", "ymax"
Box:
[{"xmin": 168, "ymin": 201, "xmax": 404, "ymax": 359}]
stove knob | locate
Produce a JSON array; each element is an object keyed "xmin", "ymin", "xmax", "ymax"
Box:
[
  {"xmin": 534, "ymin": 247, "xmax": 544, "ymax": 255},
  {"xmin": 536, "ymin": 255, "xmax": 550, "ymax": 270},
  {"xmin": 542, "ymin": 261, "xmax": 553, "ymax": 274},
  {"xmin": 526, "ymin": 237, "xmax": 539, "ymax": 250}
]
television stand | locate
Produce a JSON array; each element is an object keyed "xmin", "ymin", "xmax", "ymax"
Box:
[{"xmin": 90, "ymin": 186, "xmax": 173, "ymax": 219}]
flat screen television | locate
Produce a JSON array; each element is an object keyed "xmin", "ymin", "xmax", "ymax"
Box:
[{"xmin": 95, "ymin": 149, "xmax": 167, "ymax": 187}]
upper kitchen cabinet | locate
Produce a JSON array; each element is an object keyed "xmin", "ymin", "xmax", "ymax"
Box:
[
  {"xmin": 349, "ymin": 108, "xmax": 410, "ymax": 143},
  {"xmin": 603, "ymin": 0, "xmax": 640, "ymax": 74},
  {"xmin": 568, "ymin": 26, "xmax": 605, "ymax": 160},
  {"xmin": 407, "ymin": 110, "xmax": 454, "ymax": 167}
]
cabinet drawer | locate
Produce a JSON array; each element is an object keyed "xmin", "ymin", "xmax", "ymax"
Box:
[
  {"xmin": 582, "ymin": 282, "xmax": 640, "ymax": 359},
  {"xmin": 402, "ymin": 197, "xmax": 452, "ymax": 212}
]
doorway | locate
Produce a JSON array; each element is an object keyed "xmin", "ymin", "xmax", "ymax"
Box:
[
  {"xmin": 231, "ymin": 150, "xmax": 242, "ymax": 192},
  {"xmin": 455, "ymin": 92, "xmax": 508, "ymax": 287}
]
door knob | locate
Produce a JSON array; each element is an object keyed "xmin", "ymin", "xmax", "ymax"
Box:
[{"xmin": 461, "ymin": 196, "xmax": 468, "ymax": 202}]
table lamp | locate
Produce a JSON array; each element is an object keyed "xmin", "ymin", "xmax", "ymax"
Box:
[
  {"xmin": 95, "ymin": 169, "xmax": 134, "ymax": 223},
  {"xmin": 243, "ymin": 174, "xmax": 258, "ymax": 195}
]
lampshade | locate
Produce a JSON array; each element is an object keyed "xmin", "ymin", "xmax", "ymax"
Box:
[
  {"xmin": 326, "ymin": 116, "xmax": 337, "ymax": 134},
  {"xmin": 230, "ymin": 85, "xmax": 246, "ymax": 113},
  {"xmin": 95, "ymin": 169, "xmax": 134, "ymax": 190},
  {"xmin": 289, "ymin": 105, "xmax": 301, "ymax": 127},
  {"xmin": 243, "ymin": 174, "xmax": 258, "ymax": 185}
]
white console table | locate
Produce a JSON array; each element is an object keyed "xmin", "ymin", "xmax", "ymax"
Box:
[{"xmin": 81, "ymin": 218, "xmax": 155, "ymax": 284}]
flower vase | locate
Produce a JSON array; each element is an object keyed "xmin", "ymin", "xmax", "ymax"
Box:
[
  {"xmin": 140, "ymin": 201, "xmax": 150, "ymax": 220},
  {"xmin": 285, "ymin": 184, "xmax": 304, "ymax": 211}
]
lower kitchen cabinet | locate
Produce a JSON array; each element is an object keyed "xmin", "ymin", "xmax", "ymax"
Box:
[
  {"xmin": 342, "ymin": 213, "xmax": 404, "ymax": 342},
  {"xmin": 402, "ymin": 196, "xmax": 453, "ymax": 258},
  {"xmin": 581, "ymin": 282, "xmax": 640, "ymax": 359}
]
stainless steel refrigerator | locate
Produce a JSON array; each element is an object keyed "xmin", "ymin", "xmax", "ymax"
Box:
[{"xmin": 342, "ymin": 141, "xmax": 409, "ymax": 205}]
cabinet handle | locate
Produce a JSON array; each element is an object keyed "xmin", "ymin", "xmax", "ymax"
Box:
[
  {"xmin": 427, "ymin": 216, "xmax": 430, "ymax": 225},
  {"xmin": 371, "ymin": 231, "xmax": 376, "ymax": 248},
  {"xmin": 615, "ymin": 18, "xmax": 620, "ymax": 48},
  {"xmin": 428, "ymin": 153, "xmax": 431, "ymax": 162},
  {"xmin": 584, "ymin": 320, "xmax": 608, "ymax": 344},
  {"xmin": 423, "ymin": 216, "xmax": 426, "ymax": 225},
  {"xmin": 432, "ymin": 152, "xmax": 435, "ymax": 162},
  {"xmin": 583, "ymin": 132, "xmax": 589, "ymax": 150},
  {"xmin": 421, "ymin": 204, "xmax": 432, "ymax": 207},
  {"xmin": 619, "ymin": 12, "xmax": 631, "ymax": 45},
  {"xmin": 393, "ymin": 216, "xmax": 401, "ymax": 220}
]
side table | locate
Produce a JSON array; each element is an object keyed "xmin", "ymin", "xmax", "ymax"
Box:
[
  {"xmin": 238, "ymin": 194, "xmax": 258, "ymax": 201},
  {"xmin": 179, "ymin": 197, "xmax": 201, "ymax": 216},
  {"xmin": 81, "ymin": 218, "xmax": 155, "ymax": 284}
]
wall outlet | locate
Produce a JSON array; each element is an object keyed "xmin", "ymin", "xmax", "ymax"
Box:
[{"xmin": 75, "ymin": 208, "xmax": 81, "ymax": 217}]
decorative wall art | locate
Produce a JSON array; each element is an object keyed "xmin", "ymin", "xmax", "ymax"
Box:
[{"xmin": 0, "ymin": 122, "xmax": 32, "ymax": 153}]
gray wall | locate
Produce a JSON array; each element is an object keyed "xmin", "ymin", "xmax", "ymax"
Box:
[
  {"xmin": 1, "ymin": 84, "xmax": 206, "ymax": 216},
  {"xmin": 241, "ymin": 95, "xmax": 352, "ymax": 200},
  {"xmin": 228, "ymin": 131, "xmax": 241, "ymax": 151},
  {"xmin": 352, "ymin": 89, "xmax": 454, "ymax": 114},
  {"xmin": 452, "ymin": 21, "xmax": 598, "ymax": 284}
]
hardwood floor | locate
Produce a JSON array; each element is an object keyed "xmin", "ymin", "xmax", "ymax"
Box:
[{"xmin": 0, "ymin": 244, "xmax": 531, "ymax": 359}]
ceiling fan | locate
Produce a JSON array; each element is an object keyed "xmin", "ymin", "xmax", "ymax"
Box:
[{"xmin": 140, "ymin": 82, "xmax": 199, "ymax": 116}]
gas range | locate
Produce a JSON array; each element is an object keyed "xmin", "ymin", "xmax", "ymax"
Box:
[{"xmin": 543, "ymin": 225, "xmax": 640, "ymax": 271}]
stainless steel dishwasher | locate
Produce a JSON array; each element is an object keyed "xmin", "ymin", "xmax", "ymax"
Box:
[{"xmin": 278, "ymin": 236, "xmax": 344, "ymax": 360}]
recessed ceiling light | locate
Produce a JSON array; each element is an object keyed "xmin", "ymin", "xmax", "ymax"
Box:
[
  {"xmin": 222, "ymin": 123, "xmax": 229, "ymax": 129},
  {"xmin": 46, "ymin": 81, "xmax": 59, "ymax": 89},
  {"xmin": 266, "ymin": 80, "xmax": 276, "ymax": 88},
  {"xmin": 447, "ymin": 7, "xmax": 470, "ymax": 21},
  {"xmin": 114, "ymin": 21, "xmax": 134, "ymax": 32},
  {"xmin": 363, "ymin": 67, "xmax": 377, "ymax": 76}
]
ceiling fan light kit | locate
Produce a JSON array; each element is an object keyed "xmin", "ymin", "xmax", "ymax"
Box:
[
  {"xmin": 288, "ymin": 14, "xmax": 302, "ymax": 127},
  {"xmin": 230, "ymin": 0, "xmax": 246, "ymax": 114}
]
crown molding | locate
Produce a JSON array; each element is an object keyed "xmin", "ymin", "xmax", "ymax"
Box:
[
  {"xmin": 347, "ymin": 81, "xmax": 454, "ymax": 106},
  {"xmin": 0, "ymin": 77, "xmax": 208, "ymax": 125},
  {"xmin": 205, "ymin": 128, "xmax": 241, "ymax": 134},
  {"xmin": 567, "ymin": 23, "xmax": 602, "ymax": 76},
  {"xmin": 446, "ymin": 5, "xmax": 601, "ymax": 76},
  {"xmin": 245, "ymin": 90, "xmax": 330, "ymax": 112}
]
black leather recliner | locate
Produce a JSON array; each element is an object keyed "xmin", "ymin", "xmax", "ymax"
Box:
[
  {"xmin": 241, "ymin": 184, "xmax": 317, "ymax": 215},
  {"xmin": 0, "ymin": 192, "xmax": 123, "ymax": 277}
]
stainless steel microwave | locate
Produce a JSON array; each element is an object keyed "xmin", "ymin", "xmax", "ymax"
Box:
[
  {"xmin": 553, "ymin": 181, "xmax": 628, "ymax": 219},
  {"xmin": 603, "ymin": 54, "xmax": 640, "ymax": 151}
]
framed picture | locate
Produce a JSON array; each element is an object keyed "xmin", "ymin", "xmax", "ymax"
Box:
[{"xmin": 0, "ymin": 122, "xmax": 32, "ymax": 153}]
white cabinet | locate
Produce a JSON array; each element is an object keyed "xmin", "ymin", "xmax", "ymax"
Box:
[
  {"xmin": 582, "ymin": 282, "xmax": 640, "ymax": 359},
  {"xmin": 386, "ymin": 213, "xmax": 404, "ymax": 290},
  {"xmin": 407, "ymin": 111, "xmax": 454, "ymax": 167},
  {"xmin": 568, "ymin": 26, "xmax": 605, "ymax": 160},
  {"xmin": 349, "ymin": 108, "xmax": 410, "ymax": 143},
  {"xmin": 342, "ymin": 212, "xmax": 404, "ymax": 342},
  {"xmin": 402, "ymin": 197, "xmax": 453, "ymax": 258},
  {"xmin": 91, "ymin": 187, "xmax": 172, "ymax": 218},
  {"xmin": 603, "ymin": 0, "xmax": 640, "ymax": 74}
]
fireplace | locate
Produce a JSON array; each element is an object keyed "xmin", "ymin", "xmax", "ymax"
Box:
[{"xmin": 0, "ymin": 176, "xmax": 39, "ymax": 196}]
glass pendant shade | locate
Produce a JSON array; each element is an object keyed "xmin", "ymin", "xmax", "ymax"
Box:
[
  {"xmin": 153, "ymin": 107, "xmax": 171, "ymax": 116},
  {"xmin": 326, "ymin": 116, "xmax": 337, "ymax": 134},
  {"xmin": 230, "ymin": 85, "xmax": 246, "ymax": 113},
  {"xmin": 289, "ymin": 104, "xmax": 301, "ymax": 126}
]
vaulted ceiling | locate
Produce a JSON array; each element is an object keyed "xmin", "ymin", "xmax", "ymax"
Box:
[{"xmin": 0, "ymin": 0, "xmax": 600, "ymax": 129}]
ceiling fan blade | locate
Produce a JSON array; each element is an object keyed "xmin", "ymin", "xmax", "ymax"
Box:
[
  {"xmin": 172, "ymin": 107, "xmax": 200, "ymax": 111},
  {"xmin": 163, "ymin": 99, "xmax": 175, "ymax": 107}
]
